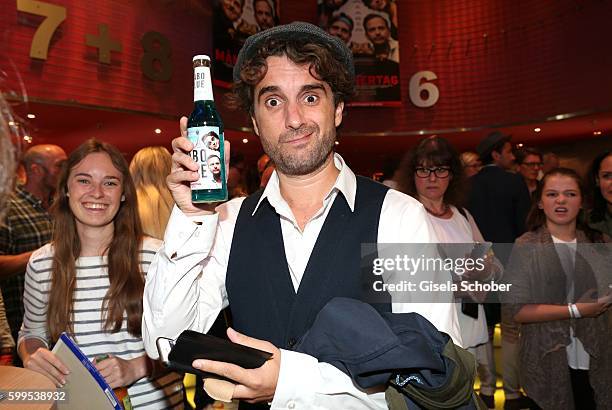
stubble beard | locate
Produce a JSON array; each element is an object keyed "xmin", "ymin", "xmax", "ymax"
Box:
[{"xmin": 262, "ymin": 123, "xmax": 336, "ymax": 176}]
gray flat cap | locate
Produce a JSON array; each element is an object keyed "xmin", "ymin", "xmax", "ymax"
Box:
[{"xmin": 232, "ymin": 21, "xmax": 355, "ymax": 83}]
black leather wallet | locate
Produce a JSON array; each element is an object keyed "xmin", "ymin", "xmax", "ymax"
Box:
[{"xmin": 165, "ymin": 329, "xmax": 272, "ymax": 378}]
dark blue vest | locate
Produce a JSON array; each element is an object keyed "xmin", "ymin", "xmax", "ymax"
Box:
[
  {"xmin": 226, "ymin": 176, "xmax": 391, "ymax": 353},
  {"xmin": 225, "ymin": 176, "xmax": 391, "ymax": 409}
]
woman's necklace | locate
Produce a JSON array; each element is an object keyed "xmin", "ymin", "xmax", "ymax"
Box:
[{"xmin": 425, "ymin": 203, "xmax": 449, "ymax": 217}]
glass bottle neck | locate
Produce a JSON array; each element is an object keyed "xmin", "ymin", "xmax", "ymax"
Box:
[{"xmin": 193, "ymin": 65, "xmax": 214, "ymax": 102}]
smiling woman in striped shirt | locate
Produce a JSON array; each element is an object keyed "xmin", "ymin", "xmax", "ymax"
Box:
[{"xmin": 18, "ymin": 139, "xmax": 182, "ymax": 409}]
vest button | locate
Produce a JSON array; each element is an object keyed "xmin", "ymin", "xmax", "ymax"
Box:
[{"xmin": 287, "ymin": 337, "xmax": 297, "ymax": 348}]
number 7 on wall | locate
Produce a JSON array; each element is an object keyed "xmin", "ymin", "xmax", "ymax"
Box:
[{"xmin": 16, "ymin": 0, "xmax": 67, "ymax": 60}]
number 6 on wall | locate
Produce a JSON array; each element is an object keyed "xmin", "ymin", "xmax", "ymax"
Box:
[
  {"xmin": 16, "ymin": 0, "xmax": 67, "ymax": 60},
  {"xmin": 409, "ymin": 71, "xmax": 440, "ymax": 108}
]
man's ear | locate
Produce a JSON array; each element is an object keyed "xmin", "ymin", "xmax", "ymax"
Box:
[
  {"xmin": 491, "ymin": 150, "xmax": 501, "ymax": 162},
  {"xmin": 30, "ymin": 163, "xmax": 44, "ymax": 178},
  {"xmin": 334, "ymin": 101, "xmax": 344, "ymax": 128},
  {"xmin": 251, "ymin": 114, "xmax": 260, "ymax": 137}
]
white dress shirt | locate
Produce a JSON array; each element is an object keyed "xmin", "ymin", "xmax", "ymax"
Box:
[{"xmin": 143, "ymin": 154, "xmax": 461, "ymax": 410}]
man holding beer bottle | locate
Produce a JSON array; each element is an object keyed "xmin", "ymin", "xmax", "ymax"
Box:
[{"xmin": 143, "ymin": 22, "xmax": 460, "ymax": 409}]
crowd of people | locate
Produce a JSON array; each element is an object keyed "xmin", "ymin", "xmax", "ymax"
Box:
[{"xmin": 0, "ymin": 19, "xmax": 611, "ymax": 410}]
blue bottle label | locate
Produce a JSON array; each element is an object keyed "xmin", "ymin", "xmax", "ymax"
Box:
[{"xmin": 187, "ymin": 126, "xmax": 223, "ymax": 190}]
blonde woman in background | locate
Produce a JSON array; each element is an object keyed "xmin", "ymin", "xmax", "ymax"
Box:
[
  {"xmin": 129, "ymin": 146, "xmax": 174, "ymax": 240},
  {"xmin": 460, "ymin": 151, "xmax": 482, "ymax": 178}
]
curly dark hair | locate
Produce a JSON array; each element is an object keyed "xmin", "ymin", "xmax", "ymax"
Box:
[
  {"xmin": 395, "ymin": 136, "xmax": 466, "ymax": 208},
  {"xmin": 226, "ymin": 37, "xmax": 355, "ymax": 115}
]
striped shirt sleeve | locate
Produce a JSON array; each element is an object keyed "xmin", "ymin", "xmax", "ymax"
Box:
[{"xmin": 18, "ymin": 244, "xmax": 53, "ymax": 348}]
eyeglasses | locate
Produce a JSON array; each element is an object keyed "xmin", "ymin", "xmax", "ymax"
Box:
[
  {"xmin": 522, "ymin": 162, "xmax": 543, "ymax": 168},
  {"xmin": 415, "ymin": 167, "xmax": 451, "ymax": 178}
]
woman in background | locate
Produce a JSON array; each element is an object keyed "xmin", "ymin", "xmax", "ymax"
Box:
[
  {"xmin": 504, "ymin": 168, "xmax": 611, "ymax": 409},
  {"xmin": 396, "ymin": 136, "xmax": 502, "ymax": 408},
  {"xmin": 19, "ymin": 139, "xmax": 182, "ymax": 408},
  {"xmin": 587, "ymin": 151, "xmax": 612, "ymax": 237},
  {"xmin": 460, "ymin": 151, "xmax": 481, "ymax": 178},
  {"xmin": 129, "ymin": 146, "xmax": 174, "ymax": 240}
]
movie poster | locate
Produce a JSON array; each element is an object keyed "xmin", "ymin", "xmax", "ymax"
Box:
[
  {"xmin": 212, "ymin": 0, "xmax": 280, "ymax": 88},
  {"xmin": 318, "ymin": 0, "xmax": 401, "ymax": 106}
]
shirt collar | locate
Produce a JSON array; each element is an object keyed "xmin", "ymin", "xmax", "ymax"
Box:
[
  {"xmin": 16, "ymin": 185, "xmax": 44, "ymax": 208},
  {"xmin": 252, "ymin": 153, "xmax": 357, "ymax": 216}
]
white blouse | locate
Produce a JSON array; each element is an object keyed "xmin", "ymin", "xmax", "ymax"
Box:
[{"xmin": 426, "ymin": 206, "xmax": 489, "ymax": 348}]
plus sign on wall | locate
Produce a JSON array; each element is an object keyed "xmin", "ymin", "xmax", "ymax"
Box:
[{"xmin": 86, "ymin": 23, "xmax": 122, "ymax": 64}]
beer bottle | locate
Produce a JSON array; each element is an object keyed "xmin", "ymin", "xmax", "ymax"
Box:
[{"xmin": 187, "ymin": 55, "xmax": 228, "ymax": 202}]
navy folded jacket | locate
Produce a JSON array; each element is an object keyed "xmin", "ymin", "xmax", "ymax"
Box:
[{"xmin": 295, "ymin": 298, "xmax": 485, "ymax": 410}]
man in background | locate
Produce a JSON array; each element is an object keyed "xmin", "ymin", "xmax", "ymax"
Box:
[
  {"xmin": 327, "ymin": 12, "xmax": 353, "ymax": 45},
  {"xmin": 467, "ymin": 131, "xmax": 532, "ymax": 410},
  {"xmin": 540, "ymin": 151, "xmax": 560, "ymax": 178},
  {"xmin": 363, "ymin": 14, "xmax": 399, "ymax": 63},
  {"xmin": 0, "ymin": 144, "xmax": 67, "ymax": 363},
  {"xmin": 253, "ymin": 0, "xmax": 276, "ymax": 31},
  {"xmin": 515, "ymin": 147, "xmax": 543, "ymax": 196}
]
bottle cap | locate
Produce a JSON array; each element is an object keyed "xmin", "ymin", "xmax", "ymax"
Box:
[{"xmin": 193, "ymin": 55, "xmax": 211, "ymax": 61}]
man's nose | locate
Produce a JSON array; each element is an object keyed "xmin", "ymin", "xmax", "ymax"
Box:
[{"xmin": 285, "ymin": 101, "xmax": 305, "ymax": 129}]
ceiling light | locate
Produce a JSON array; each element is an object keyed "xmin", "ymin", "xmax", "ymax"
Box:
[
  {"xmin": 27, "ymin": 113, "xmax": 36, "ymax": 119},
  {"xmin": 555, "ymin": 114, "xmax": 566, "ymax": 120},
  {"xmin": 154, "ymin": 128, "xmax": 161, "ymax": 134},
  {"xmin": 534, "ymin": 128, "xmax": 541, "ymax": 133},
  {"xmin": 593, "ymin": 131, "xmax": 602, "ymax": 136},
  {"xmin": 516, "ymin": 143, "xmax": 524, "ymax": 148},
  {"xmin": 23, "ymin": 135, "xmax": 32, "ymax": 143},
  {"xmin": 242, "ymin": 138, "xmax": 248, "ymax": 143},
  {"xmin": 334, "ymin": 141, "xmax": 339, "ymax": 145},
  {"xmin": 8, "ymin": 121, "xmax": 15, "ymax": 126}
]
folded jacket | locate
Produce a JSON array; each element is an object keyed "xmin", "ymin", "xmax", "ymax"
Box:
[{"xmin": 295, "ymin": 297, "xmax": 485, "ymax": 410}]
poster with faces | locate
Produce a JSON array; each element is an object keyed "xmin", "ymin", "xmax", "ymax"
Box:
[
  {"xmin": 318, "ymin": 0, "xmax": 401, "ymax": 106},
  {"xmin": 188, "ymin": 126, "xmax": 223, "ymax": 190},
  {"xmin": 212, "ymin": 0, "xmax": 281, "ymax": 88}
]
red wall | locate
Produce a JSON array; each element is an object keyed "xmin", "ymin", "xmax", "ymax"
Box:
[
  {"xmin": 1, "ymin": 0, "xmax": 211, "ymax": 116},
  {"xmin": 279, "ymin": 0, "xmax": 612, "ymax": 136},
  {"xmin": 2, "ymin": 0, "xmax": 611, "ymax": 137}
]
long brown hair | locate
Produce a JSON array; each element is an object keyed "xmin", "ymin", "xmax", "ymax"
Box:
[{"xmin": 48, "ymin": 139, "xmax": 144, "ymax": 342}]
